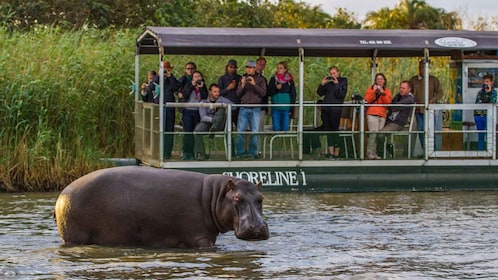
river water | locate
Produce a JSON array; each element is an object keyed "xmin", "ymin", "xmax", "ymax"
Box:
[{"xmin": 1, "ymin": 191, "xmax": 497, "ymax": 279}]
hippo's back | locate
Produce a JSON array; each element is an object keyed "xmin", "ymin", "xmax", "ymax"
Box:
[{"xmin": 54, "ymin": 166, "xmax": 210, "ymax": 247}]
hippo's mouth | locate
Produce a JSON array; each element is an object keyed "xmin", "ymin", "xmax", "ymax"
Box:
[{"xmin": 235, "ymin": 222, "xmax": 269, "ymax": 241}]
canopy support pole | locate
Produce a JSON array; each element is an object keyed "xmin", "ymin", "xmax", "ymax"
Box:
[
  {"xmin": 159, "ymin": 50, "xmax": 165, "ymax": 163},
  {"xmin": 423, "ymin": 48, "xmax": 430, "ymax": 160},
  {"xmin": 370, "ymin": 49, "xmax": 378, "ymax": 83},
  {"xmin": 298, "ymin": 47, "xmax": 305, "ymax": 161}
]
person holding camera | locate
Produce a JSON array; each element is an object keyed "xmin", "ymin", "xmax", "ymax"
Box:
[
  {"xmin": 150, "ymin": 61, "xmax": 180, "ymax": 159},
  {"xmin": 141, "ymin": 70, "xmax": 158, "ymax": 103},
  {"xmin": 235, "ymin": 60, "xmax": 267, "ymax": 159},
  {"xmin": 364, "ymin": 73, "xmax": 392, "ymax": 159},
  {"xmin": 178, "ymin": 71, "xmax": 208, "ymax": 160},
  {"xmin": 268, "ymin": 61, "xmax": 296, "ymax": 131},
  {"xmin": 317, "ymin": 66, "xmax": 348, "ymax": 159},
  {"xmin": 218, "ymin": 59, "xmax": 242, "ymax": 127},
  {"xmin": 474, "ymin": 74, "xmax": 497, "ymax": 151}
]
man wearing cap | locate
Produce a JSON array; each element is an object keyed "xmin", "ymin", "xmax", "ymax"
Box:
[
  {"xmin": 235, "ymin": 60, "xmax": 267, "ymax": 159},
  {"xmin": 152, "ymin": 60, "xmax": 180, "ymax": 159},
  {"xmin": 218, "ymin": 59, "xmax": 242, "ymax": 126}
]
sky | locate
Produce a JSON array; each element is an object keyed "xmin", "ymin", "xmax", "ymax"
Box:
[{"xmin": 301, "ymin": 0, "xmax": 498, "ymax": 27}]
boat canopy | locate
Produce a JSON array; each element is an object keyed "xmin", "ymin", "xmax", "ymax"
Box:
[{"xmin": 136, "ymin": 27, "xmax": 498, "ymax": 58}]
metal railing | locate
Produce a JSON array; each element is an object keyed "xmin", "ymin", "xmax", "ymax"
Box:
[{"xmin": 134, "ymin": 100, "xmax": 498, "ymax": 164}]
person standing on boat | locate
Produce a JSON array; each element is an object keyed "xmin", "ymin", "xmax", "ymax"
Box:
[
  {"xmin": 474, "ymin": 74, "xmax": 497, "ymax": 151},
  {"xmin": 151, "ymin": 61, "xmax": 179, "ymax": 159},
  {"xmin": 256, "ymin": 57, "xmax": 269, "ymax": 131},
  {"xmin": 409, "ymin": 60, "xmax": 444, "ymax": 151},
  {"xmin": 177, "ymin": 62, "xmax": 197, "ymax": 91},
  {"xmin": 218, "ymin": 59, "xmax": 241, "ymax": 127},
  {"xmin": 140, "ymin": 70, "xmax": 157, "ymax": 103},
  {"xmin": 178, "ymin": 71, "xmax": 208, "ymax": 160},
  {"xmin": 235, "ymin": 60, "xmax": 267, "ymax": 159},
  {"xmin": 317, "ymin": 66, "xmax": 348, "ymax": 159},
  {"xmin": 256, "ymin": 57, "xmax": 269, "ymax": 156},
  {"xmin": 268, "ymin": 61, "xmax": 296, "ymax": 131},
  {"xmin": 193, "ymin": 84, "xmax": 233, "ymax": 160},
  {"xmin": 378, "ymin": 81, "xmax": 415, "ymax": 156},
  {"xmin": 364, "ymin": 73, "xmax": 392, "ymax": 160}
]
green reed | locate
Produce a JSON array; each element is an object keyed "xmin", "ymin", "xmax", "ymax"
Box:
[{"xmin": 0, "ymin": 27, "xmax": 450, "ymax": 192}]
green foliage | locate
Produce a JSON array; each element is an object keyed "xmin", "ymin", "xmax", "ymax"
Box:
[
  {"xmin": 0, "ymin": 27, "xmax": 134, "ymax": 191},
  {"xmin": 364, "ymin": 0, "xmax": 461, "ymax": 30},
  {"xmin": 0, "ymin": 0, "xmax": 354, "ymax": 31}
]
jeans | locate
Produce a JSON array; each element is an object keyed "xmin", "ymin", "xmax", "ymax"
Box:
[
  {"xmin": 271, "ymin": 109, "xmax": 290, "ymax": 131},
  {"xmin": 415, "ymin": 110, "xmax": 442, "ymax": 151},
  {"xmin": 182, "ymin": 109, "xmax": 200, "ymax": 155},
  {"xmin": 474, "ymin": 115, "xmax": 487, "ymax": 151},
  {"xmin": 236, "ymin": 107, "xmax": 261, "ymax": 156}
]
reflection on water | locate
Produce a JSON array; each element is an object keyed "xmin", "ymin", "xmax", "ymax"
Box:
[{"xmin": 1, "ymin": 191, "xmax": 497, "ymax": 279}]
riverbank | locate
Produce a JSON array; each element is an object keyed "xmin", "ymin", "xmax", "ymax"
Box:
[{"xmin": 0, "ymin": 27, "xmax": 452, "ymax": 192}]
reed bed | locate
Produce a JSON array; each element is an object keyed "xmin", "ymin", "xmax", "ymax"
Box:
[{"xmin": 0, "ymin": 27, "xmax": 450, "ymax": 191}]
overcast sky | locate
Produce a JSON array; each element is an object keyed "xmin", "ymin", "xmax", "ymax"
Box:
[{"xmin": 301, "ymin": 0, "xmax": 498, "ymax": 27}]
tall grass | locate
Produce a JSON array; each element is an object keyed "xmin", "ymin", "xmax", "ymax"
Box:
[{"xmin": 0, "ymin": 27, "xmax": 451, "ymax": 192}]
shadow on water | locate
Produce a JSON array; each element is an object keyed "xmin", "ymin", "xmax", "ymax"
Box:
[{"xmin": 1, "ymin": 191, "xmax": 498, "ymax": 279}]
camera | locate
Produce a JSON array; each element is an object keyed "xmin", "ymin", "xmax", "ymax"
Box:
[
  {"xmin": 482, "ymin": 84, "xmax": 489, "ymax": 90},
  {"xmin": 196, "ymin": 80, "xmax": 203, "ymax": 86},
  {"xmin": 245, "ymin": 76, "xmax": 251, "ymax": 81},
  {"xmin": 352, "ymin": 94, "xmax": 363, "ymax": 101},
  {"xmin": 326, "ymin": 76, "xmax": 333, "ymax": 80}
]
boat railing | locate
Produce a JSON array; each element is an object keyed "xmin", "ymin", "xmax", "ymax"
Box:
[{"xmin": 134, "ymin": 100, "xmax": 498, "ymax": 163}]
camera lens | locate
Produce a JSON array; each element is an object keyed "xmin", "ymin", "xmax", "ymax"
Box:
[{"xmin": 196, "ymin": 80, "xmax": 202, "ymax": 85}]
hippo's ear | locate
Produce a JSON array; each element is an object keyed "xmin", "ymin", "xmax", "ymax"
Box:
[
  {"xmin": 257, "ymin": 181, "xmax": 262, "ymax": 190},
  {"xmin": 227, "ymin": 179, "xmax": 235, "ymax": 192}
]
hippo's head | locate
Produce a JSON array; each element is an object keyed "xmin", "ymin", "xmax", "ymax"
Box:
[{"xmin": 225, "ymin": 179, "xmax": 269, "ymax": 241}]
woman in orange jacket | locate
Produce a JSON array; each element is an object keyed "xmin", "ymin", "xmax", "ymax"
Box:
[{"xmin": 364, "ymin": 73, "xmax": 392, "ymax": 159}]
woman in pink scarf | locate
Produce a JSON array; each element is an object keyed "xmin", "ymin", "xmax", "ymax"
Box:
[{"xmin": 267, "ymin": 62, "xmax": 297, "ymax": 131}]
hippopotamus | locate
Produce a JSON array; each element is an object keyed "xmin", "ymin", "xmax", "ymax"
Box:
[{"xmin": 54, "ymin": 166, "xmax": 269, "ymax": 248}]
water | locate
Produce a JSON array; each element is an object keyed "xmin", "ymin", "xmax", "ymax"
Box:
[{"xmin": 1, "ymin": 191, "xmax": 497, "ymax": 279}]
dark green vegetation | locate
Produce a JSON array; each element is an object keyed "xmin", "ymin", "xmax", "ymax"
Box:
[{"xmin": 0, "ymin": 0, "xmax": 490, "ymax": 191}]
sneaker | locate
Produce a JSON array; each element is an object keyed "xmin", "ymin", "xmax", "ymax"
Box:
[
  {"xmin": 182, "ymin": 153, "xmax": 194, "ymax": 160},
  {"xmin": 325, "ymin": 154, "xmax": 336, "ymax": 160},
  {"xmin": 196, "ymin": 153, "xmax": 207, "ymax": 161},
  {"xmin": 310, "ymin": 148, "xmax": 321, "ymax": 159},
  {"xmin": 368, "ymin": 153, "xmax": 382, "ymax": 160}
]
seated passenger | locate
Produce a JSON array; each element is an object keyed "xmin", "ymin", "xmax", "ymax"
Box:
[
  {"xmin": 377, "ymin": 80, "xmax": 415, "ymax": 156},
  {"xmin": 193, "ymin": 84, "xmax": 233, "ymax": 160}
]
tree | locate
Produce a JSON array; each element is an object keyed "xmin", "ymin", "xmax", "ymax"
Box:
[
  {"xmin": 326, "ymin": 8, "xmax": 361, "ymax": 29},
  {"xmin": 364, "ymin": 0, "xmax": 461, "ymax": 30}
]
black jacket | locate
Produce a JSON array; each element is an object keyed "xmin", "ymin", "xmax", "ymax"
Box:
[{"xmin": 316, "ymin": 77, "xmax": 348, "ymax": 112}]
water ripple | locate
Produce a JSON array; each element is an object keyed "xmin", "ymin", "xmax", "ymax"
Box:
[{"xmin": 0, "ymin": 191, "xmax": 497, "ymax": 279}]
